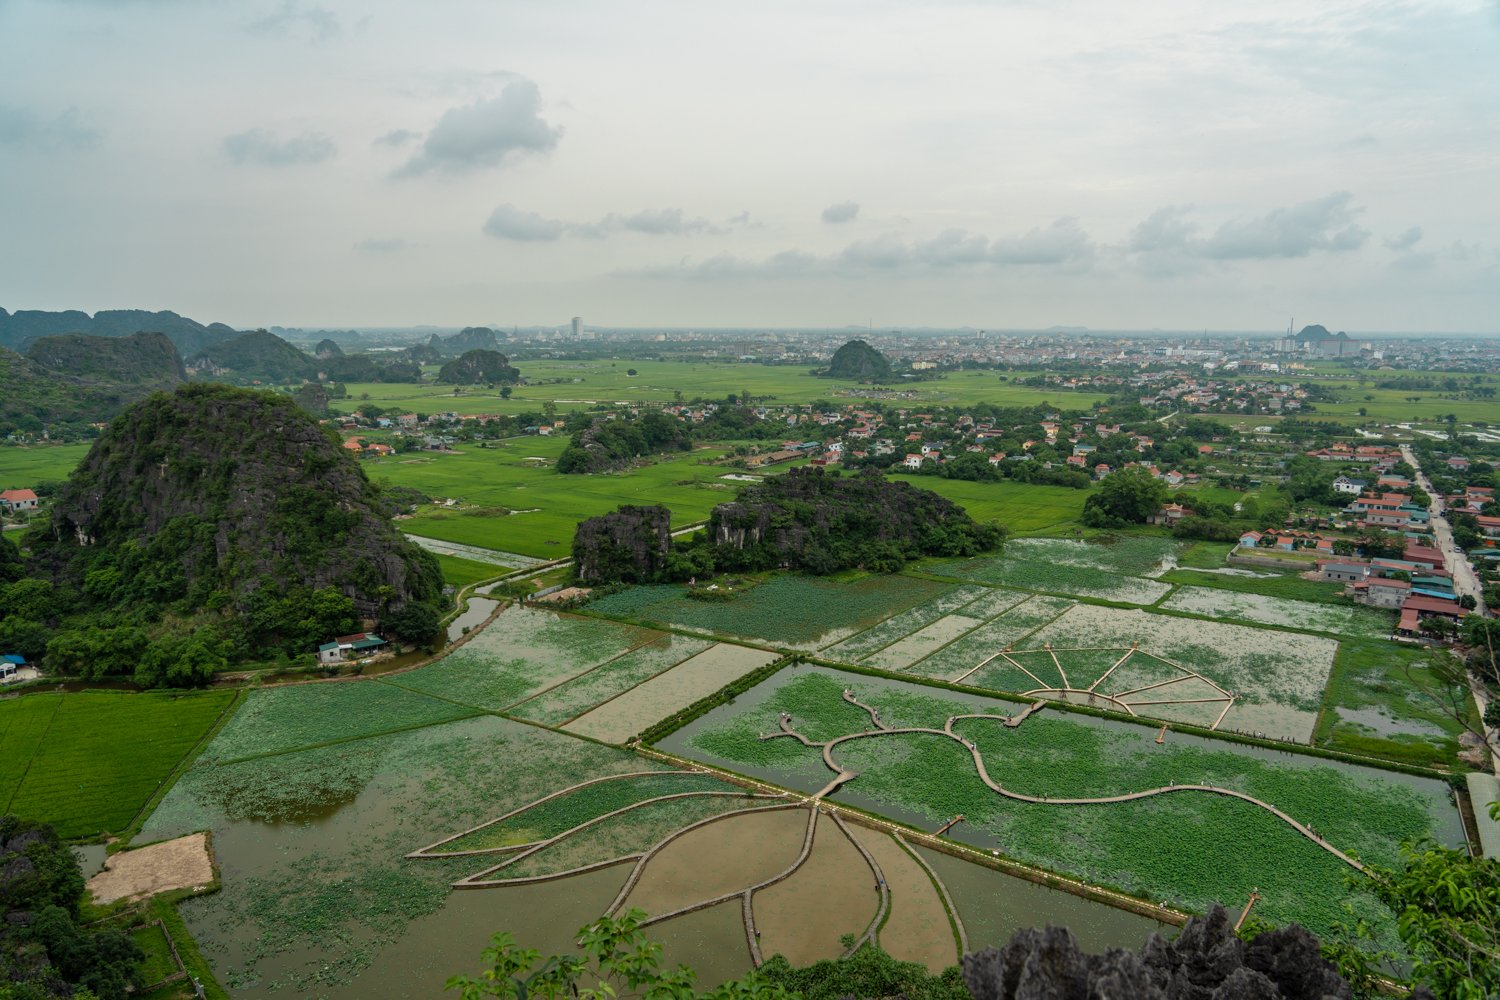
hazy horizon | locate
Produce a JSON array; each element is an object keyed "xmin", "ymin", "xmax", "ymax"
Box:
[{"xmin": 3, "ymin": 1, "xmax": 1498, "ymax": 331}]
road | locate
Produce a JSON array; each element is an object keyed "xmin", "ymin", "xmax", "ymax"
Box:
[
  {"xmin": 1401, "ymin": 444, "xmax": 1496, "ymax": 771},
  {"xmin": 1400, "ymin": 445, "xmax": 1487, "ymax": 614}
]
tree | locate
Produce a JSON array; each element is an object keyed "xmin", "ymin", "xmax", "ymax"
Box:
[
  {"xmin": 1337, "ymin": 839, "xmax": 1500, "ymax": 999},
  {"xmin": 1081, "ymin": 466, "xmax": 1166, "ymax": 527}
]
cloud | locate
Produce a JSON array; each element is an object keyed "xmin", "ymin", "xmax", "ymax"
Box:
[
  {"xmin": 0, "ymin": 105, "xmax": 100, "ymax": 152},
  {"xmin": 1200, "ymin": 191, "xmax": 1369, "ymax": 259},
  {"xmin": 373, "ymin": 128, "xmax": 419, "ymax": 148},
  {"xmin": 620, "ymin": 220, "xmax": 1099, "ymax": 280},
  {"xmin": 247, "ymin": 1, "xmax": 340, "ymax": 42},
  {"xmin": 354, "ymin": 237, "xmax": 414, "ymax": 253},
  {"xmin": 1384, "ymin": 226, "xmax": 1423, "ymax": 251},
  {"xmin": 821, "ymin": 201, "xmax": 860, "ymax": 224},
  {"xmin": 602, "ymin": 208, "xmax": 723, "ymax": 236},
  {"xmin": 1128, "ymin": 205, "xmax": 1197, "ymax": 253},
  {"xmin": 396, "ymin": 79, "xmax": 561, "ymax": 178},
  {"xmin": 482, "ymin": 205, "xmax": 723, "ymax": 241},
  {"xmin": 482, "ymin": 204, "xmax": 568, "ymax": 241},
  {"xmin": 989, "ymin": 217, "xmax": 1095, "ymax": 264},
  {"xmin": 222, "ymin": 128, "xmax": 336, "ymax": 166}
]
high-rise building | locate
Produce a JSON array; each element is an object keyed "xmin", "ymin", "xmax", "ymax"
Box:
[{"xmin": 571, "ymin": 316, "xmax": 582, "ymax": 338}]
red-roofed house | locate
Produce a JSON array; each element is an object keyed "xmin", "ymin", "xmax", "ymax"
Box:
[{"xmin": 0, "ymin": 489, "xmax": 38, "ymax": 512}]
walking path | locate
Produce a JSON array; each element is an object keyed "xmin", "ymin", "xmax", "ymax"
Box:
[{"xmin": 768, "ymin": 694, "xmax": 1370, "ymax": 875}]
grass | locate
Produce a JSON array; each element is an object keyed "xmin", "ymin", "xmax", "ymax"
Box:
[
  {"xmin": 884, "ymin": 477, "xmax": 1090, "ymax": 535},
  {"xmin": 433, "ymin": 552, "xmax": 505, "ymax": 589},
  {"xmin": 677, "ymin": 668, "xmax": 1458, "ymax": 946},
  {"xmin": 1315, "ymin": 640, "xmax": 1478, "ymax": 768},
  {"xmin": 330, "ymin": 361, "xmax": 1110, "ymax": 418},
  {"xmin": 132, "ymin": 922, "xmax": 181, "ymax": 986},
  {"xmin": 373, "ymin": 435, "xmax": 750, "ymax": 557},
  {"xmin": 0, "ymin": 442, "xmax": 91, "ymax": 488},
  {"xmin": 1160, "ymin": 566, "xmax": 1353, "ymax": 605},
  {"xmin": 0, "ymin": 690, "xmax": 236, "ymax": 839}
]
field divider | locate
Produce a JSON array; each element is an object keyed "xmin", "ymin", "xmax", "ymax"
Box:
[
  {"xmin": 830, "ymin": 587, "xmax": 989, "ymax": 664},
  {"xmin": 893, "ymin": 601, "xmax": 1030, "ymax": 676}
]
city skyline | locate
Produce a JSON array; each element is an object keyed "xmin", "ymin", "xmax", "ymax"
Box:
[{"xmin": 1, "ymin": 0, "xmax": 1498, "ymax": 331}]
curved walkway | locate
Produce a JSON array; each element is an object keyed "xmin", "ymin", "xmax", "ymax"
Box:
[{"xmin": 766, "ymin": 695, "xmax": 1369, "ymax": 875}]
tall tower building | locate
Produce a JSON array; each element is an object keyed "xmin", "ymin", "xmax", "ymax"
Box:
[{"xmin": 571, "ymin": 316, "xmax": 582, "ymax": 338}]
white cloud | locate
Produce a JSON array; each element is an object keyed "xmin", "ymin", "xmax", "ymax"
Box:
[
  {"xmin": 396, "ymin": 79, "xmax": 561, "ymax": 178},
  {"xmin": 1200, "ymin": 191, "xmax": 1369, "ymax": 259},
  {"xmin": 482, "ymin": 204, "xmax": 568, "ymax": 241},
  {"xmin": 0, "ymin": 105, "xmax": 99, "ymax": 152}
]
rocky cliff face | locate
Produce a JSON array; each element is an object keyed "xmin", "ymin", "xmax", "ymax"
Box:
[
  {"xmin": 436, "ymin": 349, "xmax": 520, "ymax": 385},
  {"xmin": 33, "ymin": 384, "xmax": 442, "ymax": 618},
  {"xmin": 961, "ymin": 905, "xmax": 1381, "ymax": 1000},
  {"xmin": 573, "ymin": 505, "xmax": 672, "ymax": 584}
]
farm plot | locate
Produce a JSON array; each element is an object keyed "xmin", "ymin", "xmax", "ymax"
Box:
[
  {"xmin": 586, "ymin": 574, "xmax": 952, "ymax": 649},
  {"xmin": 663, "ymin": 667, "xmax": 1462, "ymax": 947},
  {"xmin": 142, "ymin": 712, "xmax": 692, "ymax": 993},
  {"xmin": 1, "ymin": 691, "xmax": 236, "ymax": 839},
  {"xmin": 862, "ymin": 615, "xmax": 988, "ymax": 671},
  {"xmin": 509, "ymin": 633, "xmax": 715, "ymax": 727},
  {"xmin": 1160, "ymin": 586, "xmax": 1394, "ymax": 639},
  {"xmin": 391, "ymin": 605, "xmax": 660, "ymax": 711},
  {"xmin": 902, "ymin": 595, "xmax": 1076, "ymax": 682},
  {"xmin": 820, "ymin": 585, "xmax": 990, "ymax": 660},
  {"xmin": 927, "ymin": 538, "xmax": 1180, "ymax": 605},
  {"xmin": 200, "ymin": 682, "xmax": 478, "ymax": 764},
  {"xmin": 1019, "ymin": 604, "xmax": 1338, "ymax": 741},
  {"xmin": 563, "ymin": 643, "xmax": 782, "ymax": 744}
]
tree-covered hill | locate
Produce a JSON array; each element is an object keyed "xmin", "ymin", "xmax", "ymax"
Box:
[
  {"xmin": 435, "ymin": 348, "xmax": 520, "ymax": 385},
  {"xmin": 820, "ymin": 339, "xmax": 892, "ymax": 381},
  {"xmin": 558, "ymin": 412, "xmax": 691, "ymax": 473},
  {"xmin": 26, "ymin": 331, "xmax": 186, "ymax": 385},
  {"xmin": 0, "ymin": 332, "xmax": 188, "ymax": 432},
  {"xmin": 186, "ymin": 329, "xmax": 315, "ymax": 383},
  {"xmin": 10, "ymin": 384, "xmax": 445, "ymax": 684},
  {"xmin": 429, "ymin": 326, "xmax": 501, "ymax": 356},
  {"xmin": 574, "ymin": 467, "xmax": 1005, "ymax": 583}
]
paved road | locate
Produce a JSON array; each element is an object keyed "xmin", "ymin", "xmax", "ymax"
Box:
[{"xmin": 1400, "ymin": 444, "xmax": 1487, "ymax": 614}]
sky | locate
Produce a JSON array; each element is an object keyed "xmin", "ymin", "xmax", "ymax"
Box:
[{"xmin": 1, "ymin": 0, "xmax": 1498, "ymax": 332}]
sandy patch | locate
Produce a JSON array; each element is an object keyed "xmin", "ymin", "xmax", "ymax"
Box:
[{"xmin": 87, "ymin": 832, "xmax": 213, "ymax": 904}]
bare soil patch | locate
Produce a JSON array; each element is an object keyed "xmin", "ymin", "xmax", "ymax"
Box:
[
  {"xmin": 87, "ymin": 832, "xmax": 213, "ymax": 904},
  {"xmin": 852, "ymin": 829, "xmax": 956, "ymax": 972},
  {"xmin": 754, "ymin": 817, "xmax": 879, "ymax": 967}
]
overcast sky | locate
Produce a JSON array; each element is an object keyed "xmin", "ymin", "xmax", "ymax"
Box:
[{"xmin": 2, "ymin": 0, "xmax": 1498, "ymax": 332}]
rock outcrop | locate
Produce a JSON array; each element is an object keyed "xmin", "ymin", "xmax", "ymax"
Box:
[{"xmin": 961, "ymin": 905, "xmax": 1394, "ymax": 1000}]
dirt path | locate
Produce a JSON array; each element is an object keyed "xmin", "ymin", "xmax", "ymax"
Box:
[{"xmin": 87, "ymin": 833, "xmax": 213, "ymax": 904}]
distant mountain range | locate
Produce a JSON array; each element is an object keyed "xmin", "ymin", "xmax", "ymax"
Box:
[
  {"xmin": 0, "ymin": 307, "xmax": 239, "ymax": 356},
  {"xmin": 1, "ymin": 332, "xmax": 186, "ymax": 429}
]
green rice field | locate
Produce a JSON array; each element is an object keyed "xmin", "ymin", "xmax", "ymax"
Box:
[
  {"xmin": 0, "ymin": 690, "xmax": 236, "ymax": 839},
  {"xmin": 0, "ymin": 442, "xmax": 91, "ymax": 489}
]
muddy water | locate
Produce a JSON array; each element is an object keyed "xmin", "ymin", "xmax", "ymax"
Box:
[
  {"xmin": 72, "ymin": 843, "xmax": 108, "ymax": 876},
  {"xmin": 652, "ymin": 900, "xmax": 755, "ymax": 988},
  {"xmin": 447, "ymin": 596, "xmax": 500, "ymax": 643},
  {"xmin": 318, "ymin": 865, "xmax": 631, "ymax": 999},
  {"xmin": 918, "ymin": 846, "xmax": 1172, "ymax": 952}
]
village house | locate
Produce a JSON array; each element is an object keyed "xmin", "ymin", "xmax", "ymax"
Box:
[
  {"xmin": 0, "ymin": 488, "xmax": 39, "ymax": 513},
  {"xmin": 316, "ymin": 633, "xmax": 389, "ymax": 664}
]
